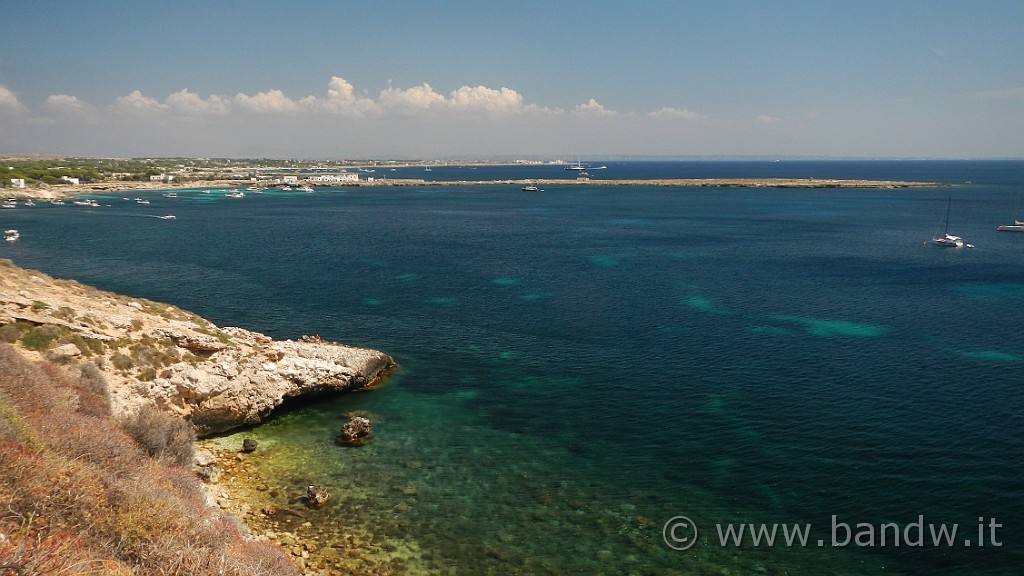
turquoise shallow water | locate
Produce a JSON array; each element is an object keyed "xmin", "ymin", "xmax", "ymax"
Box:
[{"xmin": 3, "ymin": 161, "xmax": 1023, "ymax": 574}]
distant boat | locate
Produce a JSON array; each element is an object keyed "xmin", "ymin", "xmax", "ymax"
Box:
[
  {"xmin": 225, "ymin": 191, "xmax": 245, "ymax": 198},
  {"xmin": 159, "ymin": 214, "xmax": 176, "ymax": 220},
  {"xmin": 521, "ymin": 184, "xmax": 542, "ymax": 192},
  {"xmin": 73, "ymin": 199, "xmax": 99, "ymax": 207},
  {"xmin": 23, "ymin": 200, "xmax": 35, "ymax": 207},
  {"xmin": 4, "ymin": 229, "xmax": 19, "ymax": 242},
  {"xmin": 135, "ymin": 198, "xmax": 150, "ymax": 205},
  {"xmin": 564, "ymin": 158, "xmax": 588, "ymax": 171},
  {"xmin": 296, "ymin": 185, "xmax": 314, "ymax": 192},
  {"xmin": 1, "ymin": 199, "xmax": 15, "ymax": 209},
  {"xmin": 996, "ymin": 220, "xmax": 1024, "ymax": 233},
  {"xmin": 996, "ymin": 191, "xmax": 1024, "ymax": 232},
  {"xmin": 929, "ymin": 196, "xmax": 973, "ymax": 248},
  {"xmin": 162, "ymin": 192, "xmax": 178, "ymax": 198}
]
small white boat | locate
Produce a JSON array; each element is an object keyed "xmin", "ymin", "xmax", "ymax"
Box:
[
  {"xmin": 73, "ymin": 199, "xmax": 99, "ymax": 207},
  {"xmin": 1, "ymin": 200, "xmax": 15, "ymax": 209},
  {"xmin": 49, "ymin": 199, "xmax": 65, "ymax": 205},
  {"xmin": 521, "ymin": 185, "xmax": 542, "ymax": 192},
  {"xmin": 162, "ymin": 192, "xmax": 178, "ymax": 198},
  {"xmin": 135, "ymin": 198, "xmax": 150, "ymax": 205},
  {"xmin": 4, "ymin": 229, "xmax": 19, "ymax": 242},
  {"xmin": 297, "ymin": 185, "xmax": 314, "ymax": 192},
  {"xmin": 281, "ymin": 186, "xmax": 292, "ymax": 191},
  {"xmin": 159, "ymin": 214, "xmax": 176, "ymax": 220},
  {"xmin": 23, "ymin": 200, "xmax": 35, "ymax": 207},
  {"xmin": 996, "ymin": 220, "xmax": 1024, "ymax": 233},
  {"xmin": 225, "ymin": 191, "xmax": 245, "ymax": 198}
]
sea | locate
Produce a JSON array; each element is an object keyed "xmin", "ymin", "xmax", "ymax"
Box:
[{"xmin": 2, "ymin": 160, "xmax": 1023, "ymax": 575}]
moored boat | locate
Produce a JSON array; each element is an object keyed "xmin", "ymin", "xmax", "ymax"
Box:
[
  {"xmin": 996, "ymin": 220, "xmax": 1024, "ymax": 232},
  {"xmin": 4, "ymin": 229, "xmax": 19, "ymax": 242}
]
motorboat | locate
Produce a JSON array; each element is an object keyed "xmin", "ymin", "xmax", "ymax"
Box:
[
  {"xmin": 4, "ymin": 229, "xmax": 19, "ymax": 242},
  {"xmin": 996, "ymin": 220, "xmax": 1024, "ymax": 232}
]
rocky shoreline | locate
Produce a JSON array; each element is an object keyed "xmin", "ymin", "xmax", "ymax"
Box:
[{"xmin": 0, "ymin": 259, "xmax": 395, "ymax": 435}]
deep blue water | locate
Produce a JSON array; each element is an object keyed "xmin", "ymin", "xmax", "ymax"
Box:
[{"xmin": 2, "ymin": 161, "xmax": 1023, "ymax": 574}]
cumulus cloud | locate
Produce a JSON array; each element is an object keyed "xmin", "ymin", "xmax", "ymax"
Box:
[
  {"xmin": 114, "ymin": 90, "xmax": 168, "ymax": 114},
  {"xmin": 43, "ymin": 94, "xmax": 98, "ymax": 122},
  {"xmin": 320, "ymin": 76, "xmax": 377, "ymax": 115},
  {"xmin": 0, "ymin": 85, "xmax": 28, "ymax": 114},
  {"xmin": 378, "ymin": 82, "xmax": 446, "ymax": 110},
  {"xmin": 573, "ymin": 98, "xmax": 616, "ymax": 116},
  {"xmin": 166, "ymin": 89, "xmax": 231, "ymax": 114},
  {"xmin": 233, "ymin": 89, "xmax": 299, "ymax": 113},
  {"xmin": 447, "ymin": 85, "xmax": 523, "ymax": 112}
]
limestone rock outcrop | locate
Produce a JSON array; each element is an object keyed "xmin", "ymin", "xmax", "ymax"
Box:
[{"xmin": 0, "ymin": 259, "xmax": 396, "ymax": 436}]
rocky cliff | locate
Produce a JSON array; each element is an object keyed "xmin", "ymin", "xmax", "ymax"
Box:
[{"xmin": 0, "ymin": 259, "xmax": 395, "ymax": 435}]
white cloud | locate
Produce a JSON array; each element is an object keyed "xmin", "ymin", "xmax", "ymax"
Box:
[
  {"xmin": 0, "ymin": 85, "xmax": 28, "ymax": 114},
  {"xmin": 378, "ymin": 82, "xmax": 446, "ymax": 110},
  {"xmin": 233, "ymin": 89, "xmax": 299, "ymax": 113},
  {"xmin": 756, "ymin": 114, "xmax": 781, "ymax": 124},
  {"xmin": 573, "ymin": 98, "xmax": 617, "ymax": 116},
  {"xmin": 446, "ymin": 85, "xmax": 523, "ymax": 112},
  {"xmin": 320, "ymin": 76, "xmax": 377, "ymax": 115},
  {"xmin": 166, "ymin": 89, "xmax": 231, "ymax": 114},
  {"xmin": 114, "ymin": 90, "xmax": 168, "ymax": 114},
  {"xmin": 43, "ymin": 94, "xmax": 98, "ymax": 122}
]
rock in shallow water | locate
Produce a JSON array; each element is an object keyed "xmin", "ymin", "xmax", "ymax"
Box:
[
  {"xmin": 306, "ymin": 484, "xmax": 330, "ymax": 509},
  {"xmin": 337, "ymin": 416, "xmax": 374, "ymax": 445}
]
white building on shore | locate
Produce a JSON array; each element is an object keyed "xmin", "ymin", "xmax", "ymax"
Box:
[
  {"xmin": 308, "ymin": 173, "xmax": 358, "ymax": 183},
  {"xmin": 9, "ymin": 178, "xmax": 25, "ymax": 188}
]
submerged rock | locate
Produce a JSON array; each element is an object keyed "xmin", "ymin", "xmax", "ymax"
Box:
[
  {"xmin": 241, "ymin": 438, "xmax": 258, "ymax": 453},
  {"xmin": 337, "ymin": 416, "xmax": 373, "ymax": 445},
  {"xmin": 306, "ymin": 484, "xmax": 330, "ymax": 509}
]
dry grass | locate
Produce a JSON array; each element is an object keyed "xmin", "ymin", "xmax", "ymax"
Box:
[{"xmin": 0, "ymin": 343, "xmax": 298, "ymax": 575}]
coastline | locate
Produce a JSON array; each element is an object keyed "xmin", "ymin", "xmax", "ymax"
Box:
[
  {"xmin": 0, "ymin": 258, "xmax": 401, "ymax": 573},
  {"xmin": 1, "ymin": 176, "xmax": 948, "ymax": 200}
]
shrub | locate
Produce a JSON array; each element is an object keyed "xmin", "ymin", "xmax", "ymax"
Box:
[
  {"xmin": 20, "ymin": 325, "xmax": 63, "ymax": 351},
  {"xmin": 75, "ymin": 362, "xmax": 111, "ymax": 417},
  {"xmin": 110, "ymin": 352, "xmax": 133, "ymax": 371},
  {"xmin": 123, "ymin": 405, "xmax": 196, "ymax": 467},
  {"xmin": 0, "ymin": 323, "xmax": 22, "ymax": 343}
]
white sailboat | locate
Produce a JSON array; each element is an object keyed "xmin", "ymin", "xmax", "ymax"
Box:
[{"xmin": 929, "ymin": 196, "xmax": 973, "ymax": 248}]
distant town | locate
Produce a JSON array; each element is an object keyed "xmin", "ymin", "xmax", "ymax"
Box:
[{"xmin": 0, "ymin": 156, "xmax": 558, "ymax": 189}]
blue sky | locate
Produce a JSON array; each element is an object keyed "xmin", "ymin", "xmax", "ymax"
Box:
[{"xmin": 1, "ymin": 1, "xmax": 1022, "ymax": 159}]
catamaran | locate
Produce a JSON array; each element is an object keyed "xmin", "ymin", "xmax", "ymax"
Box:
[{"xmin": 929, "ymin": 196, "xmax": 973, "ymax": 248}]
